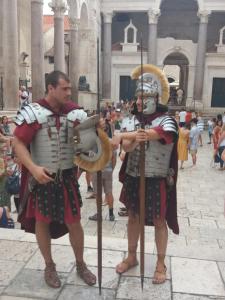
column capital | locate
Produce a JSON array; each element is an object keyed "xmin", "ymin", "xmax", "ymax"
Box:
[
  {"xmin": 49, "ymin": 0, "xmax": 67, "ymax": 18},
  {"xmin": 148, "ymin": 9, "xmax": 160, "ymax": 24},
  {"xmin": 68, "ymin": 16, "xmax": 80, "ymax": 31},
  {"xmin": 197, "ymin": 10, "xmax": 211, "ymax": 23},
  {"xmin": 103, "ymin": 11, "xmax": 113, "ymax": 24}
]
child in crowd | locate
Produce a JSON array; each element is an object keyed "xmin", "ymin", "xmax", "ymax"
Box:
[{"xmin": 189, "ymin": 118, "xmax": 200, "ymax": 166}]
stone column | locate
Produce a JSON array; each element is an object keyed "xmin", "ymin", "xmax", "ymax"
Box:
[
  {"xmin": 193, "ymin": 10, "xmax": 210, "ymax": 101},
  {"xmin": 3, "ymin": 0, "xmax": 19, "ymax": 110},
  {"xmin": 49, "ymin": 0, "xmax": 67, "ymax": 72},
  {"xmin": 0, "ymin": 4, "xmax": 3, "ymax": 76},
  {"xmin": 68, "ymin": 17, "xmax": 80, "ymax": 103},
  {"xmin": 31, "ymin": 0, "xmax": 45, "ymax": 100},
  {"xmin": 148, "ymin": 9, "xmax": 160, "ymax": 65},
  {"xmin": 102, "ymin": 12, "xmax": 113, "ymax": 100}
]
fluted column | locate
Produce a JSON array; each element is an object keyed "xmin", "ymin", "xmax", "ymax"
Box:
[
  {"xmin": 3, "ymin": 0, "xmax": 19, "ymax": 109},
  {"xmin": 31, "ymin": 0, "xmax": 45, "ymax": 100},
  {"xmin": 148, "ymin": 9, "xmax": 160, "ymax": 65},
  {"xmin": 102, "ymin": 12, "xmax": 113, "ymax": 100},
  {"xmin": 193, "ymin": 10, "xmax": 211, "ymax": 101},
  {"xmin": 68, "ymin": 17, "xmax": 80, "ymax": 103},
  {"xmin": 49, "ymin": 0, "xmax": 67, "ymax": 72}
]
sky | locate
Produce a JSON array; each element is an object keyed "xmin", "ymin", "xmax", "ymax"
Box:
[{"xmin": 43, "ymin": 0, "xmax": 53, "ymax": 15}]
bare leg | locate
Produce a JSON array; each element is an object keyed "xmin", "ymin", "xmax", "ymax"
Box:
[
  {"xmin": 180, "ymin": 161, "xmax": 184, "ymax": 169},
  {"xmin": 153, "ymin": 218, "xmax": 168, "ymax": 284},
  {"xmin": 66, "ymin": 222, "xmax": 96, "ymax": 286},
  {"xmin": 35, "ymin": 221, "xmax": 53, "ymax": 264},
  {"xmin": 85, "ymin": 172, "xmax": 91, "ymax": 186},
  {"xmin": 66, "ymin": 222, "xmax": 84, "ymax": 263},
  {"xmin": 35, "ymin": 221, "xmax": 61, "ymax": 288},
  {"xmin": 116, "ymin": 211, "xmax": 139, "ymax": 273},
  {"xmin": 192, "ymin": 153, "xmax": 197, "ymax": 165}
]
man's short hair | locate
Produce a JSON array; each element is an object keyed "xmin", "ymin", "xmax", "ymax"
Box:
[{"xmin": 45, "ymin": 71, "xmax": 70, "ymax": 94}]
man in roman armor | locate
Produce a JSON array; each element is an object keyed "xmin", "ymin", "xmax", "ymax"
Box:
[
  {"xmin": 113, "ymin": 64, "xmax": 179, "ymax": 284},
  {"xmin": 13, "ymin": 71, "xmax": 111, "ymax": 289}
]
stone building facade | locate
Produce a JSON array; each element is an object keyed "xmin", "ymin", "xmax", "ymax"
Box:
[{"xmin": 0, "ymin": 0, "xmax": 225, "ymax": 112}]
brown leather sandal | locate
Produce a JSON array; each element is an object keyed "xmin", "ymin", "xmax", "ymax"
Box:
[
  {"xmin": 44, "ymin": 262, "xmax": 61, "ymax": 288},
  {"xmin": 152, "ymin": 265, "xmax": 167, "ymax": 284},
  {"xmin": 76, "ymin": 262, "xmax": 96, "ymax": 286}
]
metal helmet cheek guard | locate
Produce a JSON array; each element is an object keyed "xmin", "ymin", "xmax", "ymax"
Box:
[
  {"xmin": 131, "ymin": 64, "xmax": 170, "ymax": 114},
  {"xmin": 73, "ymin": 115, "xmax": 112, "ymax": 172}
]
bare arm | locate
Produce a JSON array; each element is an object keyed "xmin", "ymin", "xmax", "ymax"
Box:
[{"xmin": 13, "ymin": 136, "xmax": 53, "ymax": 184}]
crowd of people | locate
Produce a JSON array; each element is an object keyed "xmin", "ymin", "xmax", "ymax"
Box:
[
  {"xmin": 175, "ymin": 109, "xmax": 225, "ymax": 170},
  {"xmin": 0, "ymin": 69, "xmax": 224, "ymax": 291}
]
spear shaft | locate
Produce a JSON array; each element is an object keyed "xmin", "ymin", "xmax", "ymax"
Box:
[
  {"xmin": 139, "ymin": 34, "xmax": 145, "ymax": 291},
  {"xmin": 96, "ymin": 38, "xmax": 102, "ymax": 295}
]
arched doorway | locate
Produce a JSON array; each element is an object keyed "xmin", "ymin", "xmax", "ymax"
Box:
[{"xmin": 163, "ymin": 52, "xmax": 189, "ymax": 107}]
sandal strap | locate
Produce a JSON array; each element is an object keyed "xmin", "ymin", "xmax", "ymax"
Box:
[
  {"xmin": 76, "ymin": 262, "xmax": 96, "ymax": 286},
  {"xmin": 44, "ymin": 262, "xmax": 61, "ymax": 288}
]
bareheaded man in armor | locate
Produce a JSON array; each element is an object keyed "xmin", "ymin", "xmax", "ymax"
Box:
[
  {"xmin": 113, "ymin": 64, "xmax": 179, "ymax": 284},
  {"xmin": 13, "ymin": 71, "xmax": 111, "ymax": 289}
]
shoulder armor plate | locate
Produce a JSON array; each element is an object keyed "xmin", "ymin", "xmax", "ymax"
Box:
[
  {"xmin": 67, "ymin": 109, "xmax": 87, "ymax": 123},
  {"xmin": 159, "ymin": 116, "xmax": 178, "ymax": 134},
  {"xmin": 14, "ymin": 103, "xmax": 53, "ymax": 125}
]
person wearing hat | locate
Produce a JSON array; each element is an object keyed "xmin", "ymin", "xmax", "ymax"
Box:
[{"xmin": 112, "ymin": 64, "xmax": 179, "ymax": 284}]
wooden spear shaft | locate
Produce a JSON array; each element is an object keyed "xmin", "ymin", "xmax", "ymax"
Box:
[
  {"xmin": 96, "ymin": 38, "xmax": 102, "ymax": 295},
  {"xmin": 139, "ymin": 34, "xmax": 145, "ymax": 291}
]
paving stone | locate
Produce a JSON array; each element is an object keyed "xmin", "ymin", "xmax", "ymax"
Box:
[
  {"xmin": 83, "ymin": 248, "xmax": 125, "ymax": 268},
  {"xmin": 67, "ymin": 266, "xmax": 119, "ymax": 289},
  {"xmin": 0, "ymin": 296, "xmax": 41, "ymax": 300},
  {"xmin": 0, "ymin": 261, "xmax": 24, "ymax": 286},
  {"xmin": 5, "ymin": 269, "xmax": 66, "ymax": 300},
  {"xmin": 0, "ymin": 287, "xmax": 5, "ymax": 295},
  {"xmin": 58, "ymin": 285, "xmax": 115, "ymax": 300},
  {"xmin": 171, "ymin": 257, "xmax": 225, "ymax": 297},
  {"xmin": 173, "ymin": 294, "xmax": 225, "ymax": 300},
  {"xmin": 25, "ymin": 244, "xmax": 75, "ymax": 272},
  {"xmin": 186, "ymin": 237, "xmax": 219, "ymax": 248},
  {"xmin": 0, "ymin": 241, "xmax": 37, "ymax": 262},
  {"xmin": 116, "ymin": 277, "xmax": 171, "ymax": 300},
  {"xmin": 0, "ymin": 229, "xmax": 25, "ymax": 241},
  {"xmin": 189, "ymin": 218, "xmax": 217, "ymax": 229},
  {"xmin": 218, "ymin": 262, "xmax": 225, "ymax": 283}
]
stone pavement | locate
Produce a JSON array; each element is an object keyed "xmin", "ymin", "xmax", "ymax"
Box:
[{"xmin": 0, "ymin": 132, "xmax": 225, "ymax": 300}]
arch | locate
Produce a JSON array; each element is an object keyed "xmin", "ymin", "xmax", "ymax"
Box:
[
  {"xmin": 159, "ymin": 43, "xmax": 194, "ymax": 66},
  {"xmin": 163, "ymin": 52, "xmax": 189, "ymax": 105},
  {"xmin": 163, "ymin": 52, "xmax": 189, "ymax": 66},
  {"xmin": 124, "ymin": 20, "xmax": 138, "ymax": 44},
  {"xmin": 80, "ymin": 2, "xmax": 89, "ymax": 28},
  {"xmin": 156, "ymin": 0, "xmax": 203, "ymax": 10},
  {"xmin": 219, "ymin": 26, "xmax": 225, "ymax": 45}
]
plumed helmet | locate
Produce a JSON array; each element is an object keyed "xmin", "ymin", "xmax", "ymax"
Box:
[{"xmin": 131, "ymin": 64, "xmax": 170, "ymax": 105}]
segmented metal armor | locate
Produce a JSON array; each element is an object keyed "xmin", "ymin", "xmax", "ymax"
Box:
[
  {"xmin": 14, "ymin": 103, "xmax": 87, "ymax": 173},
  {"xmin": 126, "ymin": 116, "xmax": 178, "ymax": 178}
]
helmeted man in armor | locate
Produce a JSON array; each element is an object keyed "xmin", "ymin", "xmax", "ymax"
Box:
[
  {"xmin": 113, "ymin": 64, "xmax": 179, "ymax": 284},
  {"xmin": 13, "ymin": 71, "xmax": 109, "ymax": 289}
]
